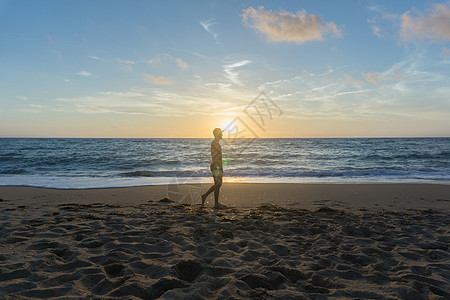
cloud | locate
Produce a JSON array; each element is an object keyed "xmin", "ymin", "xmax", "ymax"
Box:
[
  {"xmin": 16, "ymin": 104, "xmax": 43, "ymax": 114},
  {"xmin": 98, "ymin": 91, "xmax": 144, "ymax": 97},
  {"xmin": 148, "ymin": 53, "xmax": 171, "ymax": 65},
  {"xmin": 144, "ymin": 74, "xmax": 172, "ymax": 85},
  {"xmin": 344, "ymin": 74, "xmax": 363, "ymax": 86},
  {"xmin": 364, "ymin": 72, "xmax": 382, "ymax": 84},
  {"xmin": 77, "ymin": 71, "xmax": 94, "ymax": 77},
  {"xmin": 223, "ymin": 60, "xmax": 251, "ymax": 86},
  {"xmin": 242, "ymin": 6, "xmax": 342, "ymax": 43},
  {"xmin": 147, "ymin": 58, "xmax": 161, "ymax": 64},
  {"xmin": 55, "ymin": 86, "xmax": 247, "ymax": 118},
  {"xmin": 364, "ymin": 66, "xmax": 405, "ymax": 84},
  {"xmin": 372, "ymin": 25, "xmax": 383, "ymax": 37},
  {"xmin": 390, "ymin": 66, "xmax": 406, "ymax": 80},
  {"xmin": 444, "ymin": 47, "xmax": 450, "ymax": 56},
  {"xmin": 200, "ymin": 19, "xmax": 218, "ymax": 42},
  {"xmin": 88, "ymin": 55, "xmax": 109, "ymax": 62},
  {"xmin": 366, "ymin": 5, "xmax": 400, "ymax": 39},
  {"xmin": 57, "ymin": 90, "xmax": 174, "ymax": 116},
  {"xmin": 256, "ymin": 53, "xmax": 450, "ymax": 121},
  {"xmin": 401, "ymin": 2, "xmax": 450, "ymax": 42},
  {"xmin": 88, "ymin": 55, "xmax": 104, "ymax": 61},
  {"xmin": 175, "ymin": 58, "xmax": 189, "ymax": 70},
  {"xmin": 257, "ymin": 71, "xmax": 379, "ymax": 120},
  {"xmin": 116, "ymin": 58, "xmax": 135, "ymax": 72},
  {"xmin": 148, "ymin": 53, "xmax": 188, "ymax": 69},
  {"xmin": 367, "ymin": 5, "xmax": 398, "ymax": 22}
]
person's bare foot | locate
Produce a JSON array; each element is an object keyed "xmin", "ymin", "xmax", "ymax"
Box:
[
  {"xmin": 214, "ymin": 203, "xmax": 228, "ymax": 210},
  {"xmin": 201, "ymin": 194, "xmax": 207, "ymax": 208}
]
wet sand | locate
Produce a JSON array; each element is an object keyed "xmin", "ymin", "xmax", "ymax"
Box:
[{"xmin": 0, "ymin": 184, "xmax": 449, "ymax": 299}]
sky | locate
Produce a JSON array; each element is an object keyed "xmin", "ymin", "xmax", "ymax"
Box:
[{"xmin": 1, "ymin": 0, "xmax": 450, "ymax": 138}]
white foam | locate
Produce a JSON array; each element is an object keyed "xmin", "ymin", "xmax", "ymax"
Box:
[{"xmin": 0, "ymin": 175, "xmax": 208, "ymax": 189}]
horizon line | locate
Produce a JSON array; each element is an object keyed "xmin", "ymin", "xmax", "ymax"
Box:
[{"xmin": 1, "ymin": 136, "xmax": 449, "ymax": 139}]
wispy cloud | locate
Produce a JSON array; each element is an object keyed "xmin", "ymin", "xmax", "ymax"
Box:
[
  {"xmin": 401, "ymin": 2, "xmax": 450, "ymax": 43},
  {"xmin": 88, "ymin": 55, "xmax": 106, "ymax": 61},
  {"xmin": 444, "ymin": 47, "xmax": 450, "ymax": 56},
  {"xmin": 367, "ymin": 5, "xmax": 398, "ymax": 21},
  {"xmin": 363, "ymin": 66, "xmax": 405, "ymax": 84},
  {"xmin": 263, "ymin": 74, "xmax": 376, "ymax": 119},
  {"xmin": 175, "ymin": 58, "xmax": 189, "ymax": 70},
  {"xmin": 147, "ymin": 57, "xmax": 161, "ymax": 64},
  {"xmin": 366, "ymin": 5, "xmax": 400, "ymax": 39},
  {"xmin": 98, "ymin": 91, "xmax": 144, "ymax": 97},
  {"xmin": 200, "ymin": 19, "xmax": 218, "ymax": 42},
  {"xmin": 116, "ymin": 58, "xmax": 135, "ymax": 72},
  {"xmin": 144, "ymin": 74, "xmax": 172, "ymax": 85},
  {"xmin": 55, "ymin": 87, "xmax": 246, "ymax": 118},
  {"xmin": 54, "ymin": 49, "xmax": 450, "ymax": 124},
  {"xmin": 147, "ymin": 53, "xmax": 170, "ymax": 65},
  {"xmin": 344, "ymin": 74, "xmax": 363, "ymax": 86},
  {"xmin": 364, "ymin": 73, "xmax": 381, "ymax": 84},
  {"xmin": 372, "ymin": 25, "xmax": 382, "ymax": 37},
  {"xmin": 47, "ymin": 34, "xmax": 54, "ymax": 42},
  {"xmin": 147, "ymin": 53, "xmax": 188, "ymax": 70},
  {"xmin": 57, "ymin": 90, "xmax": 173, "ymax": 116},
  {"xmin": 256, "ymin": 50, "xmax": 450, "ymax": 121},
  {"xmin": 242, "ymin": 6, "xmax": 343, "ymax": 43},
  {"xmin": 223, "ymin": 60, "xmax": 251, "ymax": 86},
  {"xmin": 77, "ymin": 71, "xmax": 94, "ymax": 77},
  {"xmin": 16, "ymin": 104, "xmax": 44, "ymax": 114}
]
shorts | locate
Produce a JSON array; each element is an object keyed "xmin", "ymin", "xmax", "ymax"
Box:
[{"xmin": 210, "ymin": 164, "xmax": 223, "ymax": 185}]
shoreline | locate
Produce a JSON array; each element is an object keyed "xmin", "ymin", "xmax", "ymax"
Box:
[
  {"xmin": 3, "ymin": 180, "xmax": 450, "ymax": 189},
  {"xmin": 1, "ymin": 175, "xmax": 449, "ymax": 190}
]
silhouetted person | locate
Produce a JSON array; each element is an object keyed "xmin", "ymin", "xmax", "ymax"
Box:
[{"xmin": 201, "ymin": 128, "xmax": 225, "ymax": 209}]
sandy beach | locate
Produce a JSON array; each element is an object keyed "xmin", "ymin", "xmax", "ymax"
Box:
[{"xmin": 0, "ymin": 183, "xmax": 449, "ymax": 299}]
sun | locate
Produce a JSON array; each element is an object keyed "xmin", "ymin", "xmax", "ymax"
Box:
[{"xmin": 221, "ymin": 118, "xmax": 235, "ymax": 132}]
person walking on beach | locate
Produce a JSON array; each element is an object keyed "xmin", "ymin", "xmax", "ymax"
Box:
[{"xmin": 201, "ymin": 128, "xmax": 225, "ymax": 209}]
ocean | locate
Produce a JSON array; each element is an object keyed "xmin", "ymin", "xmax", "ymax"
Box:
[{"xmin": 0, "ymin": 138, "xmax": 449, "ymax": 188}]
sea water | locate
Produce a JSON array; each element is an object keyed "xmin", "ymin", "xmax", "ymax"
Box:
[{"xmin": 0, "ymin": 138, "xmax": 449, "ymax": 188}]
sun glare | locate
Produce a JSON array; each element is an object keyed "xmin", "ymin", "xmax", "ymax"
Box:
[{"xmin": 221, "ymin": 118, "xmax": 235, "ymax": 132}]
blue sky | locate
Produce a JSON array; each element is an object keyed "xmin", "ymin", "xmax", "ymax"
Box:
[{"xmin": 1, "ymin": 0, "xmax": 449, "ymax": 137}]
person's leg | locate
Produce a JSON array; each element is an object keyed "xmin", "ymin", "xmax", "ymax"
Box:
[
  {"xmin": 203, "ymin": 168, "xmax": 223, "ymax": 208},
  {"xmin": 202, "ymin": 184, "xmax": 215, "ymax": 206},
  {"xmin": 202, "ymin": 169, "xmax": 218, "ymax": 207},
  {"xmin": 214, "ymin": 182, "xmax": 221, "ymax": 206},
  {"xmin": 213, "ymin": 173, "xmax": 222, "ymax": 207}
]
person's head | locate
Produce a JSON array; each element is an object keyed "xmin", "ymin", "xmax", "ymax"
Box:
[{"xmin": 213, "ymin": 128, "xmax": 222, "ymax": 139}]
